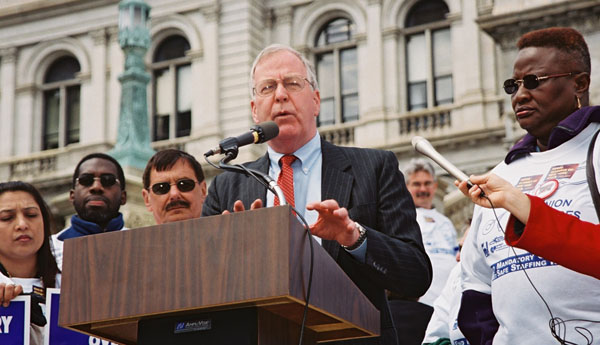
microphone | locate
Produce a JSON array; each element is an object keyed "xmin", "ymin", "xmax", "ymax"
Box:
[
  {"xmin": 204, "ymin": 121, "xmax": 279, "ymax": 157},
  {"xmin": 411, "ymin": 136, "xmax": 474, "ymax": 189}
]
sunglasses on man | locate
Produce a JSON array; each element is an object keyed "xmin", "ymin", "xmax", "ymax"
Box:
[
  {"xmin": 150, "ymin": 179, "xmax": 199, "ymax": 195},
  {"xmin": 503, "ymin": 72, "xmax": 574, "ymax": 94},
  {"xmin": 76, "ymin": 174, "xmax": 120, "ymax": 188}
]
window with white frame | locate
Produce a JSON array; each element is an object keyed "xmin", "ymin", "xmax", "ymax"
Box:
[
  {"xmin": 404, "ymin": 0, "xmax": 452, "ymax": 111},
  {"xmin": 151, "ymin": 35, "xmax": 192, "ymax": 141},
  {"xmin": 42, "ymin": 56, "xmax": 81, "ymax": 150},
  {"xmin": 313, "ymin": 17, "xmax": 358, "ymax": 127}
]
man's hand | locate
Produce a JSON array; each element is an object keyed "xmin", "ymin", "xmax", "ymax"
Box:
[
  {"xmin": 306, "ymin": 199, "xmax": 359, "ymax": 247},
  {"xmin": 221, "ymin": 199, "xmax": 263, "ymax": 214},
  {"xmin": 0, "ymin": 283, "xmax": 23, "ymax": 307}
]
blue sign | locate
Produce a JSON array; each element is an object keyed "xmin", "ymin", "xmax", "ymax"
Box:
[
  {"xmin": 45, "ymin": 289, "xmax": 117, "ymax": 345},
  {"xmin": 0, "ymin": 295, "xmax": 30, "ymax": 345}
]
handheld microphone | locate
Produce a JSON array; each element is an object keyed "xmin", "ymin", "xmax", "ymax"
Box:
[
  {"xmin": 204, "ymin": 121, "xmax": 279, "ymax": 157},
  {"xmin": 411, "ymin": 136, "xmax": 474, "ymax": 189}
]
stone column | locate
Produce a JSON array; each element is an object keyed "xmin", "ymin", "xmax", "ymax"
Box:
[
  {"xmin": 272, "ymin": 5, "xmax": 293, "ymax": 45},
  {"xmin": 87, "ymin": 29, "xmax": 108, "ymax": 143},
  {"xmin": 0, "ymin": 48, "xmax": 17, "ymax": 157},
  {"xmin": 107, "ymin": 26, "xmax": 123, "ymax": 143},
  {"xmin": 355, "ymin": 0, "xmax": 387, "ymax": 148},
  {"xmin": 362, "ymin": 0, "xmax": 385, "ymax": 116},
  {"xmin": 195, "ymin": 2, "xmax": 220, "ymax": 138},
  {"xmin": 382, "ymin": 28, "xmax": 401, "ymax": 142},
  {"xmin": 14, "ymin": 83, "xmax": 36, "ymax": 155}
]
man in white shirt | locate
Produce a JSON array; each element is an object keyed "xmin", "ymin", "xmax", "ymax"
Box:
[{"xmin": 405, "ymin": 158, "xmax": 458, "ymax": 306}]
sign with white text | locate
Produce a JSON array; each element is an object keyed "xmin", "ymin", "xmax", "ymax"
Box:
[
  {"xmin": 0, "ymin": 295, "xmax": 30, "ymax": 345},
  {"xmin": 45, "ymin": 289, "xmax": 117, "ymax": 345}
]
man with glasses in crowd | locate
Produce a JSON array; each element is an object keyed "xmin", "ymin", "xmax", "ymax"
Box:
[
  {"xmin": 404, "ymin": 158, "xmax": 458, "ymax": 307},
  {"xmin": 51, "ymin": 153, "xmax": 127, "ymax": 270},
  {"xmin": 201, "ymin": 44, "xmax": 432, "ymax": 345},
  {"xmin": 142, "ymin": 149, "xmax": 206, "ymax": 225}
]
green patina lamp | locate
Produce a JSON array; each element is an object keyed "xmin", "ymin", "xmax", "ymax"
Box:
[{"xmin": 109, "ymin": 0, "xmax": 155, "ymax": 170}]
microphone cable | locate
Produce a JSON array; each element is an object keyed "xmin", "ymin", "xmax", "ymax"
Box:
[
  {"xmin": 482, "ymin": 193, "xmax": 599, "ymax": 345},
  {"xmin": 205, "ymin": 156, "xmax": 315, "ymax": 345}
]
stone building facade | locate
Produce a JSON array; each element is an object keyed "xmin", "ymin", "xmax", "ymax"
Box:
[{"xmin": 0, "ymin": 0, "xmax": 599, "ymax": 231}]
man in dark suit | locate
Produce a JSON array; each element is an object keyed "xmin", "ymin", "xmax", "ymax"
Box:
[{"xmin": 202, "ymin": 44, "xmax": 432, "ymax": 345}]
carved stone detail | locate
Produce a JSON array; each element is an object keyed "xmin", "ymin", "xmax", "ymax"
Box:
[
  {"xmin": 200, "ymin": 2, "xmax": 220, "ymax": 22},
  {"xmin": 273, "ymin": 6, "xmax": 293, "ymax": 25},
  {"xmin": 107, "ymin": 26, "xmax": 120, "ymax": 43},
  {"xmin": 90, "ymin": 28, "xmax": 107, "ymax": 46},
  {"xmin": 0, "ymin": 47, "xmax": 18, "ymax": 63}
]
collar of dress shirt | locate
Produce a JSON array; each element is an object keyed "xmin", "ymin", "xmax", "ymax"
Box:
[{"xmin": 267, "ymin": 132, "xmax": 321, "ymax": 173}]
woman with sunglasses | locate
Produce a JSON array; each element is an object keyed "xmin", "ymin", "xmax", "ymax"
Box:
[
  {"xmin": 457, "ymin": 27, "xmax": 600, "ymax": 345},
  {"xmin": 0, "ymin": 181, "xmax": 60, "ymax": 345}
]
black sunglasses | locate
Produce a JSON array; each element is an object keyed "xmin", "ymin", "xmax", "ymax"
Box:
[
  {"xmin": 150, "ymin": 179, "xmax": 198, "ymax": 195},
  {"xmin": 76, "ymin": 173, "xmax": 120, "ymax": 188},
  {"xmin": 503, "ymin": 73, "xmax": 574, "ymax": 94}
]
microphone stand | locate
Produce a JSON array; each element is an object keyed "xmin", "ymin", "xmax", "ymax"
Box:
[{"xmin": 208, "ymin": 149, "xmax": 288, "ymax": 205}]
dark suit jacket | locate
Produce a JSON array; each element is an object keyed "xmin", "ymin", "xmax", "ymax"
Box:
[{"xmin": 202, "ymin": 140, "xmax": 432, "ymax": 345}]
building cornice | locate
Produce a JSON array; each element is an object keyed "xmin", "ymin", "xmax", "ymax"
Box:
[
  {"xmin": 0, "ymin": 0, "xmax": 119, "ymax": 27},
  {"xmin": 477, "ymin": 0, "xmax": 600, "ymax": 50}
]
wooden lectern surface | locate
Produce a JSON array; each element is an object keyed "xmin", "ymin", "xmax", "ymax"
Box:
[{"xmin": 59, "ymin": 206, "xmax": 379, "ymax": 344}]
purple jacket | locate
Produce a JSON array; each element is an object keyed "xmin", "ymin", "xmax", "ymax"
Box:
[{"xmin": 505, "ymin": 105, "xmax": 600, "ymax": 164}]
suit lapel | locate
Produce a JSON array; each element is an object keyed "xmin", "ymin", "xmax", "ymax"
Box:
[
  {"xmin": 241, "ymin": 154, "xmax": 270, "ymax": 207},
  {"xmin": 320, "ymin": 140, "xmax": 354, "ymax": 258}
]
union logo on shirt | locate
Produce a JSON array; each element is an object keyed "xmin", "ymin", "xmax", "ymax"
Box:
[
  {"xmin": 515, "ymin": 175, "xmax": 543, "ymax": 191},
  {"xmin": 545, "ymin": 164, "xmax": 579, "ymax": 180},
  {"xmin": 533, "ymin": 179, "xmax": 559, "ymax": 200}
]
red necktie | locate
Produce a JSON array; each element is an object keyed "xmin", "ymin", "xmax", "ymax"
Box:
[{"xmin": 274, "ymin": 155, "xmax": 297, "ymax": 207}]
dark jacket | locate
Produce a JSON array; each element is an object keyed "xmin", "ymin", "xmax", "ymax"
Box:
[{"xmin": 202, "ymin": 139, "xmax": 432, "ymax": 345}]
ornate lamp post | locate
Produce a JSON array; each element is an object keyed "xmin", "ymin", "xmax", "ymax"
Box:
[{"xmin": 109, "ymin": 0, "xmax": 155, "ymax": 170}]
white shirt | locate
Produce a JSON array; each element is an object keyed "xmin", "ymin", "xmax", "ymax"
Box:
[
  {"xmin": 461, "ymin": 123, "xmax": 600, "ymax": 344},
  {"xmin": 416, "ymin": 207, "xmax": 458, "ymax": 306}
]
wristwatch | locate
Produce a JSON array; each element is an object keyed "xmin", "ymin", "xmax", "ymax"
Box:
[{"xmin": 342, "ymin": 222, "xmax": 367, "ymax": 251}]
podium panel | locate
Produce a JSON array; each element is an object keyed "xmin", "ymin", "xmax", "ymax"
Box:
[{"xmin": 59, "ymin": 206, "xmax": 379, "ymax": 344}]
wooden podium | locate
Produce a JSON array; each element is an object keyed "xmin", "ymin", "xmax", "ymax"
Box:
[{"xmin": 59, "ymin": 206, "xmax": 379, "ymax": 344}]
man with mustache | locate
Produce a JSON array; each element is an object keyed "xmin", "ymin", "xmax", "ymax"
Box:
[
  {"xmin": 142, "ymin": 149, "xmax": 206, "ymax": 224},
  {"xmin": 404, "ymin": 158, "xmax": 458, "ymax": 307},
  {"xmin": 51, "ymin": 153, "xmax": 127, "ymax": 270}
]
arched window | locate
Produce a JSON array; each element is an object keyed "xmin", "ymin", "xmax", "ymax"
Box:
[
  {"xmin": 404, "ymin": 0, "xmax": 452, "ymax": 111},
  {"xmin": 42, "ymin": 56, "xmax": 81, "ymax": 150},
  {"xmin": 313, "ymin": 17, "xmax": 358, "ymax": 127},
  {"xmin": 151, "ymin": 35, "xmax": 192, "ymax": 141}
]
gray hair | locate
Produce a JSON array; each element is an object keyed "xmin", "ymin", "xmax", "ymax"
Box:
[
  {"xmin": 249, "ymin": 44, "xmax": 320, "ymax": 99},
  {"xmin": 404, "ymin": 158, "xmax": 436, "ymax": 179}
]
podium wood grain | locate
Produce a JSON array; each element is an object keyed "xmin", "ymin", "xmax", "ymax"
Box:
[{"xmin": 59, "ymin": 206, "xmax": 379, "ymax": 344}]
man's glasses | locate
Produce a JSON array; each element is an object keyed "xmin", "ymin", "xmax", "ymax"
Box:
[
  {"xmin": 150, "ymin": 179, "xmax": 198, "ymax": 195},
  {"xmin": 503, "ymin": 73, "xmax": 574, "ymax": 94},
  {"xmin": 253, "ymin": 75, "xmax": 313, "ymax": 97},
  {"xmin": 76, "ymin": 174, "xmax": 120, "ymax": 188}
]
